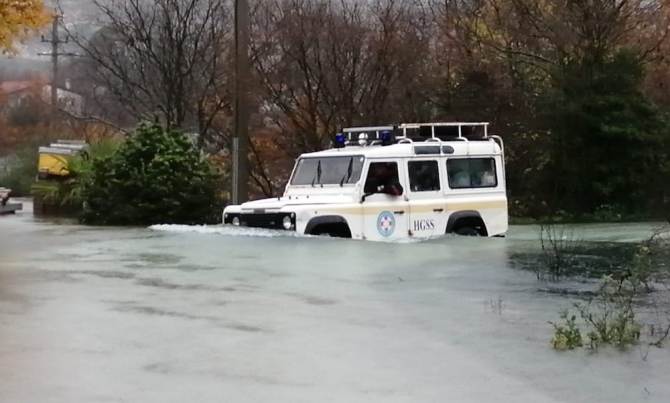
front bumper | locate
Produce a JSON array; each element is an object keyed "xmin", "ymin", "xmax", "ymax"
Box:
[{"xmin": 223, "ymin": 211, "xmax": 296, "ymax": 231}]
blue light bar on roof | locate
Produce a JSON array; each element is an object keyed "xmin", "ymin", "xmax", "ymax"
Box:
[
  {"xmin": 334, "ymin": 133, "xmax": 346, "ymax": 148},
  {"xmin": 381, "ymin": 130, "xmax": 394, "ymax": 146}
]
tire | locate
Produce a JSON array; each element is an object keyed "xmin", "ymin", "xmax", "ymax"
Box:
[
  {"xmin": 308, "ymin": 223, "xmax": 352, "ymax": 238},
  {"xmin": 455, "ymin": 226, "xmax": 480, "ymax": 236}
]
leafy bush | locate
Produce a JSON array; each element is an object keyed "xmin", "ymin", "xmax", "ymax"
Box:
[
  {"xmin": 550, "ymin": 311, "xmax": 583, "ymax": 351},
  {"xmin": 81, "ymin": 123, "xmax": 222, "ymax": 225},
  {"xmin": 576, "ymin": 282, "xmax": 641, "ymax": 351},
  {"xmin": 550, "ymin": 277, "xmax": 642, "ymax": 351}
]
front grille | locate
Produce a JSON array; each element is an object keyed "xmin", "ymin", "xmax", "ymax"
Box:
[{"xmin": 241, "ymin": 213, "xmax": 294, "ymax": 230}]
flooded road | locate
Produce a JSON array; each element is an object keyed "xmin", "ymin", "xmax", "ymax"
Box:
[{"xmin": 1, "ymin": 201, "xmax": 669, "ymax": 402}]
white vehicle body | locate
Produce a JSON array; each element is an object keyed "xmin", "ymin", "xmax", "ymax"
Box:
[{"xmin": 223, "ymin": 122, "xmax": 508, "ymax": 241}]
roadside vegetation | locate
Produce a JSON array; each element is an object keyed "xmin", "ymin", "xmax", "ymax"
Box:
[
  {"xmin": 30, "ymin": 138, "xmax": 120, "ymax": 212},
  {"xmin": 533, "ymin": 221, "xmax": 670, "ymax": 352},
  {"xmin": 79, "ymin": 123, "xmax": 223, "ymax": 225}
]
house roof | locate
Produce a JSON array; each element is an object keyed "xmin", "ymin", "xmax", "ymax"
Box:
[{"xmin": 0, "ymin": 81, "xmax": 37, "ymax": 95}]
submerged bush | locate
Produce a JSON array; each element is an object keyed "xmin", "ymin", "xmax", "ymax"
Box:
[
  {"xmin": 550, "ymin": 311, "xmax": 583, "ymax": 351},
  {"xmin": 546, "ymin": 224, "xmax": 670, "ymax": 353},
  {"xmin": 81, "ymin": 123, "xmax": 222, "ymax": 225},
  {"xmin": 576, "ymin": 279, "xmax": 642, "ymax": 350},
  {"xmin": 538, "ymin": 224, "xmax": 583, "ymax": 280},
  {"xmin": 550, "ymin": 276, "xmax": 642, "ymax": 351}
]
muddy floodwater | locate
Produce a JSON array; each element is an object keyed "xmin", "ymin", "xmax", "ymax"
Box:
[{"xmin": 1, "ymin": 201, "xmax": 669, "ymax": 402}]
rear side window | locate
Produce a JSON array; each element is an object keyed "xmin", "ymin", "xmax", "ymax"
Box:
[
  {"xmin": 447, "ymin": 158, "xmax": 497, "ymax": 189},
  {"xmin": 408, "ymin": 160, "xmax": 440, "ymax": 192}
]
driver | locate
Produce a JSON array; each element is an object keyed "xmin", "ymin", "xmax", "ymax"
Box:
[{"xmin": 365, "ymin": 164, "xmax": 403, "ymax": 196}]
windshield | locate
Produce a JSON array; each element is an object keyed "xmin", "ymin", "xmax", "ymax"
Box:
[{"xmin": 290, "ymin": 156, "xmax": 365, "ymax": 186}]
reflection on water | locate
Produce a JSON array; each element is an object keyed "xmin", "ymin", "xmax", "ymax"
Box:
[
  {"xmin": 510, "ymin": 242, "xmax": 641, "ymax": 278},
  {"xmin": 1, "ymin": 206, "xmax": 670, "ymax": 403}
]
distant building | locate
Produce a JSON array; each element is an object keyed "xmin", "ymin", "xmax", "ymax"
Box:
[
  {"xmin": 0, "ymin": 79, "xmax": 85, "ymax": 117},
  {"xmin": 41, "ymin": 82, "xmax": 85, "ymax": 116},
  {"xmin": 0, "ymin": 80, "xmax": 41, "ymax": 112}
]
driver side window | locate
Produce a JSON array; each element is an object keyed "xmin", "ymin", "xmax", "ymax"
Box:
[{"xmin": 364, "ymin": 162, "xmax": 401, "ymax": 195}]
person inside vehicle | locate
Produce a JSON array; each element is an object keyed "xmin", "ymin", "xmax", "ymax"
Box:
[
  {"xmin": 364, "ymin": 163, "xmax": 403, "ymax": 196},
  {"xmin": 480, "ymin": 169, "xmax": 496, "ymax": 186},
  {"xmin": 450, "ymin": 168, "xmax": 470, "ymax": 188}
]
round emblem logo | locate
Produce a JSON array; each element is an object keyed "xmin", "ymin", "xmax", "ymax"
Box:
[{"xmin": 376, "ymin": 211, "xmax": 396, "ymax": 237}]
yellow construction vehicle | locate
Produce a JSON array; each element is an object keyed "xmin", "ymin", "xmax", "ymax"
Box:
[{"xmin": 37, "ymin": 140, "xmax": 88, "ymax": 179}]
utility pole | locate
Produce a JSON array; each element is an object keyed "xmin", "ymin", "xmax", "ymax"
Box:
[
  {"xmin": 233, "ymin": 0, "xmax": 250, "ymax": 204},
  {"xmin": 38, "ymin": 11, "xmax": 76, "ymax": 116}
]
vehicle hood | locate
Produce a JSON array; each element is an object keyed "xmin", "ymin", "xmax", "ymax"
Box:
[{"xmin": 238, "ymin": 195, "xmax": 354, "ymax": 212}]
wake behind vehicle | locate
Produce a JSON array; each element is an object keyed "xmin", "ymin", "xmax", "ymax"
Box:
[{"xmin": 223, "ymin": 122, "xmax": 508, "ymax": 241}]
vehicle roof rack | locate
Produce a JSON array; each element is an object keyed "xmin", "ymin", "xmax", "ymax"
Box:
[
  {"xmin": 342, "ymin": 122, "xmax": 490, "ymax": 144},
  {"xmin": 398, "ymin": 122, "xmax": 489, "ymax": 141}
]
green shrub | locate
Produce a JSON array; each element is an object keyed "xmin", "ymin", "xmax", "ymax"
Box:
[
  {"xmin": 61, "ymin": 138, "xmax": 121, "ymax": 207},
  {"xmin": 550, "ymin": 311, "xmax": 583, "ymax": 350},
  {"xmin": 81, "ymin": 123, "xmax": 222, "ymax": 225},
  {"xmin": 577, "ymin": 297, "xmax": 641, "ymax": 351},
  {"xmin": 551, "ymin": 277, "xmax": 642, "ymax": 352}
]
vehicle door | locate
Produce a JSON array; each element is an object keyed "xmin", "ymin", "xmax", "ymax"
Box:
[
  {"xmin": 406, "ymin": 159, "xmax": 444, "ymax": 238},
  {"xmin": 361, "ymin": 160, "xmax": 410, "ymax": 241},
  {"xmin": 444, "ymin": 156, "xmax": 507, "ymax": 235}
]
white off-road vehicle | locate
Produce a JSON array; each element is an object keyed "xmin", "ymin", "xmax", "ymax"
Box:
[{"xmin": 223, "ymin": 122, "xmax": 508, "ymax": 241}]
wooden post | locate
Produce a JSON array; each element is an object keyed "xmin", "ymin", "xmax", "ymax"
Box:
[{"xmin": 233, "ymin": 0, "xmax": 250, "ymax": 204}]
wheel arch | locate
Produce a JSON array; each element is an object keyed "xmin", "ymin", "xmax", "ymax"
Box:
[
  {"xmin": 445, "ymin": 210, "xmax": 488, "ymax": 236},
  {"xmin": 304, "ymin": 215, "xmax": 352, "ymax": 238}
]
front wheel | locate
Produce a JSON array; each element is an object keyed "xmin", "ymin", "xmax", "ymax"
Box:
[{"xmin": 455, "ymin": 226, "xmax": 480, "ymax": 236}]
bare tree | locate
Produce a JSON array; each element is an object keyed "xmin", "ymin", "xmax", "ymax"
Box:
[
  {"xmin": 66, "ymin": 0, "xmax": 233, "ymax": 148},
  {"xmin": 250, "ymin": 0, "xmax": 432, "ymax": 157},
  {"xmin": 436, "ymin": 0, "xmax": 668, "ymax": 69}
]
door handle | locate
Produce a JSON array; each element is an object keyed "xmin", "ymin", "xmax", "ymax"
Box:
[
  {"xmin": 433, "ymin": 208, "xmax": 444, "ymax": 212},
  {"xmin": 393, "ymin": 210, "xmax": 405, "ymax": 215}
]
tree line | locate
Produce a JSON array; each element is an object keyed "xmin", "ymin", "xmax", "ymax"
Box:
[{"xmin": 3, "ymin": 0, "xmax": 670, "ymax": 219}]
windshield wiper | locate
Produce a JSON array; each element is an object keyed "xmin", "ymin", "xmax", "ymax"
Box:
[
  {"xmin": 311, "ymin": 160, "xmax": 322, "ymax": 187},
  {"xmin": 339, "ymin": 157, "xmax": 354, "ymax": 187}
]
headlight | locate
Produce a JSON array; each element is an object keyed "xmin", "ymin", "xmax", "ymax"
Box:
[
  {"xmin": 232, "ymin": 216, "xmax": 240, "ymax": 226},
  {"xmin": 282, "ymin": 215, "xmax": 293, "ymax": 230}
]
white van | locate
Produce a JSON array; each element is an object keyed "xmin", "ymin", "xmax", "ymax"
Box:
[{"xmin": 223, "ymin": 122, "xmax": 508, "ymax": 241}]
